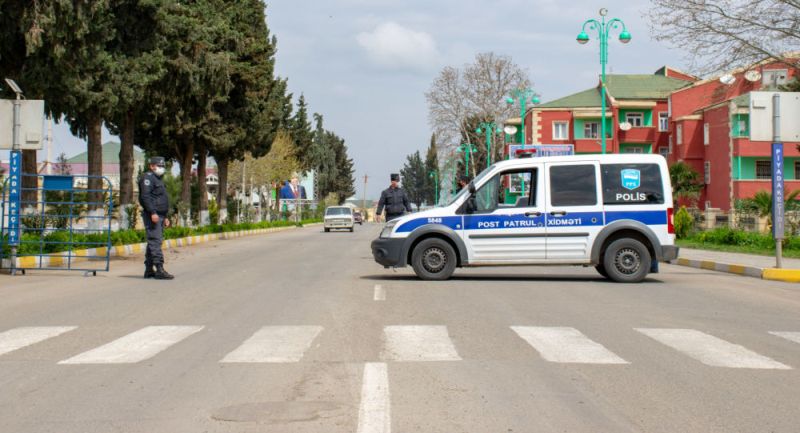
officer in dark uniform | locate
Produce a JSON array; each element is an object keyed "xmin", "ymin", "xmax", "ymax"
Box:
[
  {"xmin": 457, "ymin": 175, "xmax": 470, "ymax": 191},
  {"xmin": 138, "ymin": 156, "xmax": 174, "ymax": 280},
  {"xmin": 376, "ymin": 173, "xmax": 412, "ymax": 222}
]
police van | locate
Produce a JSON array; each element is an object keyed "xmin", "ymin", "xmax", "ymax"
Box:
[{"xmin": 371, "ymin": 154, "xmax": 678, "ymax": 283}]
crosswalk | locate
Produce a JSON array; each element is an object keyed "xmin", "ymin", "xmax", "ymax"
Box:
[{"xmin": 0, "ymin": 324, "xmax": 798, "ymax": 370}]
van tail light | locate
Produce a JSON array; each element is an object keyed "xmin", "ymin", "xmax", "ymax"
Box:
[{"xmin": 667, "ymin": 207, "xmax": 674, "ymax": 234}]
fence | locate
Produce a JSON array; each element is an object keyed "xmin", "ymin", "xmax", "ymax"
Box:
[
  {"xmin": 1, "ymin": 173, "xmax": 113, "ymax": 275},
  {"xmin": 686, "ymin": 207, "xmax": 800, "ymax": 236}
]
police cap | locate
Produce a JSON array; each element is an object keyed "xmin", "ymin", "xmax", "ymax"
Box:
[
  {"xmin": 390, "ymin": 173, "xmax": 400, "ymax": 182},
  {"xmin": 148, "ymin": 156, "xmax": 166, "ymax": 166}
]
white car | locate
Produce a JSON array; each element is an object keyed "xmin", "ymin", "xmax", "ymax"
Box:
[
  {"xmin": 372, "ymin": 154, "xmax": 678, "ymax": 282},
  {"xmin": 324, "ymin": 206, "xmax": 354, "ymax": 232}
]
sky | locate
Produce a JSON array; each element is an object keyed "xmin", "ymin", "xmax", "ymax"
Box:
[{"xmin": 41, "ymin": 0, "xmax": 689, "ymax": 199}]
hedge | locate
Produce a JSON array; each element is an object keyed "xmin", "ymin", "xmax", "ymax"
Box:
[
  {"xmin": 684, "ymin": 227, "xmax": 800, "ymax": 251},
  {"xmin": 3, "ymin": 219, "xmax": 321, "ymax": 256}
]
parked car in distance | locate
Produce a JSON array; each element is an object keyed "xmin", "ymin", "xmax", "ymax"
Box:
[
  {"xmin": 353, "ymin": 211, "xmax": 364, "ymax": 225},
  {"xmin": 324, "ymin": 206, "xmax": 354, "ymax": 232}
]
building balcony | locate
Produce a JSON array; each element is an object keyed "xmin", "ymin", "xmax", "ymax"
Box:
[{"xmin": 618, "ymin": 127, "xmax": 657, "ymax": 143}]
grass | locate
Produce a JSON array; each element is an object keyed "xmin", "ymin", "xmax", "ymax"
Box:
[{"xmin": 676, "ymin": 239, "xmax": 800, "ymax": 259}]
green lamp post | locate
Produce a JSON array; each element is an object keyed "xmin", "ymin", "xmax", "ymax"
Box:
[
  {"xmin": 576, "ymin": 7, "xmax": 631, "ymax": 154},
  {"xmin": 476, "ymin": 122, "xmax": 504, "ymax": 168},
  {"xmin": 506, "ymin": 89, "xmax": 540, "ymax": 145},
  {"xmin": 428, "ymin": 170, "xmax": 439, "ymax": 206},
  {"xmin": 456, "ymin": 143, "xmax": 478, "ymax": 177}
]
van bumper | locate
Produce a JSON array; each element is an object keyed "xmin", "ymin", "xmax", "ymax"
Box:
[
  {"xmin": 371, "ymin": 237, "xmax": 406, "ymax": 267},
  {"xmin": 661, "ymin": 245, "xmax": 679, "ymax": 262}
]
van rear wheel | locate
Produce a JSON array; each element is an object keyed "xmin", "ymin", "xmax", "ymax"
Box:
[
  {"xmin": 602, "ymin": 238, "xmax": 651, "ymax": 283},
  {"xmin": 411, "ymin": 238, "xmax": 457, "ymax": 281}
]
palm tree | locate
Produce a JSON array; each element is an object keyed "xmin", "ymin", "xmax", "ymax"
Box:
[{"xmin": 669, "ymin": 162, "xmax": 703, "ymax": 206}]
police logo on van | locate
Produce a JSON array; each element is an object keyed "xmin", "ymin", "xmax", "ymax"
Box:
[{"xmin": 621, "ymin": 169, "xmax": 641, "ymax": 190}]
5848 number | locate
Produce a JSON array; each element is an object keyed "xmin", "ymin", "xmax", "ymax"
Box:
[{"xmin": 427, "ymin": 217, "xmax": 443, "ymax": 224}]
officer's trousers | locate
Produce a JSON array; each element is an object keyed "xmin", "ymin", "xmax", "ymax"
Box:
[{"xmin": 143, "ymin": 213, "xmax": 165, "ymax": 266}]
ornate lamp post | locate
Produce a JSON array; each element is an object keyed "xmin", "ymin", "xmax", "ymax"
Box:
[
  {"xmin": 428, "ymin": 170, "xmax": 439, "ymax": 206},
  {"xmin": 456, "ymin": 143, "xmax": 478, "ymax": 177},
  {"xmin": 476, "ymin": 122, "xmax": 503, "ymax": 168},
  {"xmin": 576, "ymin": 7, "xmax": 631, "ymax": 154},
  {"xmin": 506, "ymin": 89, "xmax": 540, "ymax": 145}
]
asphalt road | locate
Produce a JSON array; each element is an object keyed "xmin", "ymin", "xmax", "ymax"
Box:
[{"xmin": 1, "ymin": 223, "xmax": 799, "ymax": 433}]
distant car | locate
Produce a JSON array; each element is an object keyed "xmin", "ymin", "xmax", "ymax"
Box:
[
  {"xmin": 324, "ymin": 206, "xmax": 354, "ymax": 232},
  {"xmin": 353, "ymin": 211, "xmax": 364, "ymax": 225}
]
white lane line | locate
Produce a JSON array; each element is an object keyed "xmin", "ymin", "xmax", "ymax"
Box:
[
  {"xmin": 373, "ymin": 285, "xmax": 386, "ymax": 301},
  {"xmin": 381, "ymin": 326, "xmax": 461, "ymax": 362},
  {"xmin": 770, "ymin": 331, "xmax": 800, "ymax": 345},
  {"xmin": 59, "ymin": 326, "xmax": 203, "ymax": 364},
  {"xmin": 220, "ymin": 326, "xmax": 323, "ymax": 363},
  {"xmin": 0, "ymin": 326, "xmax": 77, "ymax": 357},
  {"xmin": 636, "ymin": 328, "xmax": 791, "ymax": 369},
  {"xmin": 357, "ymin": 362, "xmax": 391, "ymax": 433},
  {"xmin": 510, "ymin": 326, "xmax": 628, "ymax": 364}
]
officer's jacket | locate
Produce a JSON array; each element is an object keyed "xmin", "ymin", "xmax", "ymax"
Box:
[
  {"xmin": 377, "ymin": 186, "xmax": 412, "ymax": 215},
  {"xmin": 138, "ymin": 172, "xmax": 170, "ymax": 216}
]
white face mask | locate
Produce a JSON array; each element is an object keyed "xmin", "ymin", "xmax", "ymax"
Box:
[{"xmin": 154, "ymin": 166, "xmax": 166, "ymax": 177}]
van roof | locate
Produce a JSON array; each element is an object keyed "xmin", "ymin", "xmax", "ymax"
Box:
[{"xmin": 492, "ymin": 153, "xmax": 667, "ymax": 170}]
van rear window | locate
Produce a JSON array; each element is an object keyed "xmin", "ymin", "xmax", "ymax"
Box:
[{"xmin": 601, "ymin": 164, "xmax": 664, "ymax": 205}]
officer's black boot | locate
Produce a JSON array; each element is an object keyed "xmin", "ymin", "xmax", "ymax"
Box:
[
  {"xmin": 144, "ymin": 264, "xmax": 155, "ymax": 279},
  {"xmin": 154, "ymin": 264, "xmax": 174, "ymax": 280}
]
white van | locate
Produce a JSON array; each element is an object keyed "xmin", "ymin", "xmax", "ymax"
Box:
[{"xmin": 371, "ymin": 154, "xmax": 678, "ymax": 283}]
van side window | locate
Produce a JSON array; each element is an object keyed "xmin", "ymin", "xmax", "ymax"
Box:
[
  {"xmin": 601, "ymin": 163, "xmax": 664, "ymax": 205},
  {"xmin": 549, "ymin": 165, "xmax": 597, "ymax": 206},
  {"xmin": 472, "ymin": 169, "xmax": 535, "ymax": 213}
]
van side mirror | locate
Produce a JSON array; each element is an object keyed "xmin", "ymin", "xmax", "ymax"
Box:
[{"xmin": 468, "ymin": 182, "xmax": 476, "ymax": 194}]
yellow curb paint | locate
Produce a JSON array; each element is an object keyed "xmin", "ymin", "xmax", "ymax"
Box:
[
  {"xmin": 728, "ymin": 264, "xmax": 746, "ymax": 275},
  {"xmin": 132, "ymin": 244, "xmax": 142, "ymax": 254},
  {"xmin": 700, "ymin": 260, "xmax": 715, "ymax": 270},
  {"xmin": 676, "ymin": 258, "xmax": 690, "ymax": 266},
  {"xmin": 74, "ymin": 249, "xmax": 88, "ymax": 257},
  {"xmin": 115, "ymin": 246, "xmax": 126, "ymax": 256},
  {"xmin": 19, "ymin": 256, "xmax": 36, "ymax": 268},
  {"xmin": 96, "ymin": 247, "xmax": 107, "ymax": 256},
  {"xmin": 762, "ymin": 268, "xmax": 800, "ymax": 283},
  {"xmin": 49, "ymin": 256, "xmax": 64, "ymax": 267}
]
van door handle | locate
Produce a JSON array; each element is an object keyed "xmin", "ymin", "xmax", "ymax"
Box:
[
  {"xmin": 550, "ymin": 210, "xmax": 567, "ymax": 216},
  {"xmin": 524, "ymin": 211, "xmax": 542, "ymax": 217}
]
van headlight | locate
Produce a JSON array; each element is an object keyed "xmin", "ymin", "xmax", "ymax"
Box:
[{"xmin": 380, "ymin": 220, "xmax": 398, "ymax": 238}]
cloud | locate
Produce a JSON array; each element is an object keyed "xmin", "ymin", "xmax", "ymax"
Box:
[{"xmin": 356, "ymin": 22, "xmax": 439, "ymax": 71}]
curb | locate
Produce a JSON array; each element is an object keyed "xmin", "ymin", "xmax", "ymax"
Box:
[
  {"xmin": 671, "ymin": 257, "xmax": 800, "ymax": 283},
  {"xmin": 4, "ymin": 223, "xmax": 321, "ymax": 270}
]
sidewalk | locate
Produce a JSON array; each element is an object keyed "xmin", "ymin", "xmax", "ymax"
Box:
[{"xmin": 672, "ymin": 247, "xmax": 800, "ymax": 283}]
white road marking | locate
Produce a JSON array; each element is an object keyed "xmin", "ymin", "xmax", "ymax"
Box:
[
  {"xmin": 373, "ymin": 285, "xmax": 386, "ymax": 301},
  {"xmin": 357, "ymin": 362, "xmax": 391, "ymax": 433},
  {"xmin": 510, "ymin": 326, "xmax": 628, "ymax": 364},
  {"xmin": 220, "ymin": 326, "xmax": 323, "ymax": 363},
  {"xmin": 770, "ymin": 331, "xmax": 800, "ymax": 345},
  {"xmin": 0, "ymin": 326, "xmax": 77, "ymax": 357},
  {"xmin": 636, "ymin": 328, "xmax": 791, "ymax": 369},
  {"xmin": 381, "ymin": 326, "xmax": 461, "ymax": 361},
  {"xmin": 59, "ymin": 326, "xmax": 203, "ymax": 364}
]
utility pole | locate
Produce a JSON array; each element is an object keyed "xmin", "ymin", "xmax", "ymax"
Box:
[{"xmin": 362, "ymin": 174, "xmax": 368, "ymax": 221}]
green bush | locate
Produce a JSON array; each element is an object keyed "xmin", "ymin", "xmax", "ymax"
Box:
[{"xmin": 673, "ymin": 206, "xmax": 693, "ymax": 239}]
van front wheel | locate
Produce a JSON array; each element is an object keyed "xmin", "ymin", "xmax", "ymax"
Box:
[
  {"xmin": 411, "ymin": 238, "xmax": 457, "ymax": 280},
  {"xmin": 602, "ymin": 238, "xmax": 651, "ymax": 283}
]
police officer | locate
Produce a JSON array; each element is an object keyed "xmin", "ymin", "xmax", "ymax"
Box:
[
  {"xmin": 376, "ymin": 173, "xmax": 412, "ymax": 222},
  {"xmin": 139, "ymin": 157, "xmax": 174, "ymax": 280},
  {"xmin": 457, "ymin": 175, "xmax": 470, "ymax": 191}
]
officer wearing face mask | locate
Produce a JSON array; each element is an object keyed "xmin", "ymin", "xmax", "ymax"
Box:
[{"xmin": 138, "ymin": 156, "xmax": 174, "ymax": 280}]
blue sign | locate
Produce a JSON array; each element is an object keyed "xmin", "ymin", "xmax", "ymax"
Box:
[
  {"xmin": 621, "ymin": 169, "xmax": 641, "ymax": 190},
  {"xmin": 7, "ymin": 151, "xmax": 21, "ymax": 246},
  {"xmin": 772, "ymin": 143, "xmax": 785, "ymax": 239}
]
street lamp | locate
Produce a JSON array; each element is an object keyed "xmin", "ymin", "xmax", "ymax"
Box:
[
  {"xmin": 456, "ymin": 143, "xmax": 478, "ymax": 177},
  {"xmin": 576, "ymin": 7, "xmax": 631, "ymax": 154},
  {"xmin": 506, "ymin": 89, "xmax": 540, "ymax": 145},
  {"xmin": 428, "ymin": 170, "xmax": 439, "ymax": 206},
  {"xmin": 476, "ymin": 122, "xmax": 504, "ymax": 168}
]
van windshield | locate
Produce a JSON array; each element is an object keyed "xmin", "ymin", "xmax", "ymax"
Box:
[{"xmin": 446, "ymin": 165, "xmax": 494, "ymax": 206}]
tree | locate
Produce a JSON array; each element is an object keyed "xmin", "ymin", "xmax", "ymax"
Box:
[
  {"xmin": 331, "ymin": 135, "xmax": 355, "ymax": 203},
  {"xmin": 400, "ymin": 151, "xmax": 427, "ymax": 210},
  {"xmin": 424, "ymin": 133, "xmax": 440, "ymax": 205},
  {"xmin": 291, "ymin": 94, "xmax": 315, "ymax": 171},
  {"xmin": 426, "ymin": 52, "xmax": 530, "ymax": 158},
  {"xmin": 53, "ymin": 152, "xmax": 72, "ymax": 175},
  {"xmin": 647, "ymin": 0, "xmax": 800, "ymax": 74},
  {"xmin": 669, "ymin": 162, "xmax": 703, "ymax": 206}
]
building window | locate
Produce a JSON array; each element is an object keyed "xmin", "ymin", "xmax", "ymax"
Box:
[
  {"xmin": 583, "ymin": 122, "xmax": 599, "ymax": 138},
  {"xmin": 676, "ymin": 124, "xmax": 683, "ymax": 145},
  {"xmin": 738, "ymin": 120, "xmax": 747, "ymax": 136},
  {"xmin": 703, "ymin": 123, "xmax": 709, "ymax": 145},
  {"xmin": 756, "ymin": 160, "xmax": 771, "ymax": 180},
  {"xmin": 553, "ymin": 122, "xmax": 568, "ymax": 140},
  {"xmin": 626, "ymin": 112, "xmax": 644, "ymax": 127},
  {"xmin": 795, "ymin": 161, "xmax": 800, "ymax": 180},
  {"xmin": 658, "ymin": 112, "xmax": 669, "ymax": 131},
  {"xmin": 622, "ymin": 146, "xmax": 644, "ymax": 154},
  {"xmin": 659, "ymin": 147, "xmax": 670, "ymax": 157},
  {"xmin": 704, "ymin": 161, "xmax": 711, "ymax": 184}
]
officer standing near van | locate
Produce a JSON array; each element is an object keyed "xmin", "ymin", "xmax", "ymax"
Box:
[
  {"xmin": 376, "ymin": 173, "xmax": 412, "ymax": 222},
  {"xmin": 138, "ymin": 156, "xmax": 174, "ymax": 280}
]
